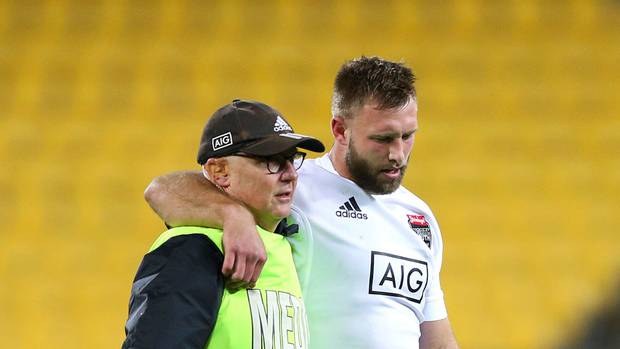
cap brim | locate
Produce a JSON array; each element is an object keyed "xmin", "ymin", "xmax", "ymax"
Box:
[{"xmin": 242, "ymin": 133, "xmax": 325, "ymax": 156}]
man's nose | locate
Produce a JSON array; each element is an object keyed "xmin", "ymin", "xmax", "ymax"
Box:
[
  {"xmin": 388, "ymin": 139, "xmax": 405, "ymax": 165},
  {"xmin": 279, "ymin": 161, "xmax": 298, "ymax": 181}
]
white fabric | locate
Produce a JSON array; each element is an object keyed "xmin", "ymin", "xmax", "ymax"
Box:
[{"xmin": 287, "ymin": 154, "xmax": 448, "ymax": 349}]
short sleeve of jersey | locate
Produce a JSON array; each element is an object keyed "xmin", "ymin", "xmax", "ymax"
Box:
[
  {"xmin": 122, "ymin": 234, "xmax": 225, "ymax": 349},
  {"xmin": 422, "ymin": 212, "xmax": 448, "ymax": 322}
]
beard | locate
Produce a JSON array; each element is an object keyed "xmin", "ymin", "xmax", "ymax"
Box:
[{"xmin": 345, "ymin": 139, "xmax": 407, "ymax": 195}]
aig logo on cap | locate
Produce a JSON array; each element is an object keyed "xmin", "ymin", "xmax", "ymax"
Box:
[{"xmin": 212, "ymin": 132, "xmax": 233, "ymax": 151}]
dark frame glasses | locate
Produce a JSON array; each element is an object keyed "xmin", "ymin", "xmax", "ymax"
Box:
[{"xmin": 233, "ymin": 151, "xmax": 307, "ymax": 174}]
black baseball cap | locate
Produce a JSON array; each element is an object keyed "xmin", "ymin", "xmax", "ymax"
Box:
[{"xmin": 197, "ymin": 99, "xmax": 325, "ymax": 164}]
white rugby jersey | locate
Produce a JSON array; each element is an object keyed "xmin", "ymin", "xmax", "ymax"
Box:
[{"xmin": 287, "ymin": 154, "xmax": 447, "ymax": 349}]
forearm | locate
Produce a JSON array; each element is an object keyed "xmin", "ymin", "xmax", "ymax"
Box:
[
  {"xmin": 144, "ymin": 170, "xmax": 254, "ymax": 228},
  {"xmin": 144, "ymin": 170, "xmax": 265, "ymax": 285},
  {"xmin": 419, "ymin": 318, "xmax": 459, "ymax": 349},
  {"xmin": 419, "ymin": 337, "xmax": 459, "ymax": 349}
]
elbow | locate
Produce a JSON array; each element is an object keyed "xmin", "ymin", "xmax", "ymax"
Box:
[
  {"xmin": 144, "ymin": 179, "xmax": 160, "ymax": 208},
  {"xmin": 144, "ymin": 178, "xmax": 171, "ymax": 221}
]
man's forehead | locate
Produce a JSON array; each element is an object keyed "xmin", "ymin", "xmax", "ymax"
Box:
[
  {"xmin": 364, "ymin": 96, "xmax": 417, "ymax": 111},
  {"xmin": 354, "ymin": 100, "xmax": 418, "ymax": 130}
]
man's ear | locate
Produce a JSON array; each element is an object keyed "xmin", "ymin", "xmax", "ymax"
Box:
[
  {"xmin": 331, "ymin": 116, "xmax": 349, "ymax": 146},
  {"xmin": 204, "ymin": 158, "xmax": 231, "ymax": 188}
]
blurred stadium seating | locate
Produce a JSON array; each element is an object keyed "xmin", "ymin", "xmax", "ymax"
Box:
[{"xmin": 0, "ymin": 1, "xmax": 618, "ymax": 348}]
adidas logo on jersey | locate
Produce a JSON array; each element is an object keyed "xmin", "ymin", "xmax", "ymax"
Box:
[
  {"xmin": 335, "ymin": 196, "xmax": 368, "ymax": 219},
  {"xmin": 273, "ymin": 115, "xmax": 293, "ymax": 132}
]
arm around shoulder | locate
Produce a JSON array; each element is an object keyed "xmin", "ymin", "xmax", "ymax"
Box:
[
  {"xmin": 144, "ymin": 170, "xmax": 242, "ymax": 228},
  {"xmin": 144, "ymin": 170, "xmax": 266, "ymax": 286}
]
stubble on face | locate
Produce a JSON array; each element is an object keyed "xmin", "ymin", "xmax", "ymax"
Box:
[{"xmin": 345, "ymin": 137, "xmax": 407, "ymax": 195}]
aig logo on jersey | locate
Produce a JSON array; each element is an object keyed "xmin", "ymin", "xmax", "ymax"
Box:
[
  {"xmin": 369, "ymin": 251, "xmax": 428, "ymax": 303},
  {"xmin": 407, "ymin": 214, "xmax": 432, "ymax": 248}
]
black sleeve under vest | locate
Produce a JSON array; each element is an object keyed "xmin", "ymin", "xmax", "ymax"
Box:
[{"xmin": 121, "ymin": 234, "xmax": 225, "ymax": 349}]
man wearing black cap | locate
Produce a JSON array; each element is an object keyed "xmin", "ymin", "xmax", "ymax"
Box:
[
  {"xmin": 122, "ymin": 100, "xmax": 324, "ymax": 348},
  {"xmin": 144, "ymin": 57, "xmax": 459, "ymax": 349}
]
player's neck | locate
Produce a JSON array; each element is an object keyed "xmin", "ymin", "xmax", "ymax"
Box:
[{"xmin": 329, "ymin": 146, "xmax": 354, "ymax": 181}]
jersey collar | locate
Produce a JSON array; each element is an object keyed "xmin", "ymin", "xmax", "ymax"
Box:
[{"xmin": 315, "ymin": 152, "xmax": 339, "ymax": 175}]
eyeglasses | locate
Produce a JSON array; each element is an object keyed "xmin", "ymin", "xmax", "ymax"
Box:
[{"xmin": 234, "ymin": 151, "xmax": 307, "ymax": 174}]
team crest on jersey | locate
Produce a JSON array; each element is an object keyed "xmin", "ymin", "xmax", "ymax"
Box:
[{"xmin": 407, "ymin": 214, "xmax": 431, "ymax": 249}]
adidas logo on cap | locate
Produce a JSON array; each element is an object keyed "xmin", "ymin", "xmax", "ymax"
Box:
[
  {"xmin": 335, "ymin": 196, "xmax": 368, "ymax": 220},
  {"xmin": 274, "ymin": 115, "xmax": 293, "ymax": 132}
]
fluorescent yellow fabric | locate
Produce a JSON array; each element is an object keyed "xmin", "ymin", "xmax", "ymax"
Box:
[{"xmin": 150, "ymin": 226, "xmax": 309, "ymax": 349}]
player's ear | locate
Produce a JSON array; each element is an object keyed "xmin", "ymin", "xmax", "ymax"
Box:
[
  {"xmin": 331, "ymin": 116, "xmax": 349, "ymax": 146},
  {"xmin": 204, "ymin": 158, "xmax": 231, "ymax": 188}
]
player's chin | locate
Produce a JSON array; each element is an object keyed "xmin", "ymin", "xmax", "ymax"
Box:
[{"xmin": 376, "ymin": 176, "xmax": 403, "ymax": 194}]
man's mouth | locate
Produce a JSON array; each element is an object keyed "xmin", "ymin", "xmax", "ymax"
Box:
[
  {"xmin": 275, "ymin": 191, "xmax": 293, "ymax": 200},
  {"xmin": 380, "ymin": 168, "xmax": 401, "ymax": 179}
]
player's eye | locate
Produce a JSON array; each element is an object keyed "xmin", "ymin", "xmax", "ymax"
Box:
[{"xmin": 371, "ymin": 136, "xmax": 393, "ymax": 143}]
